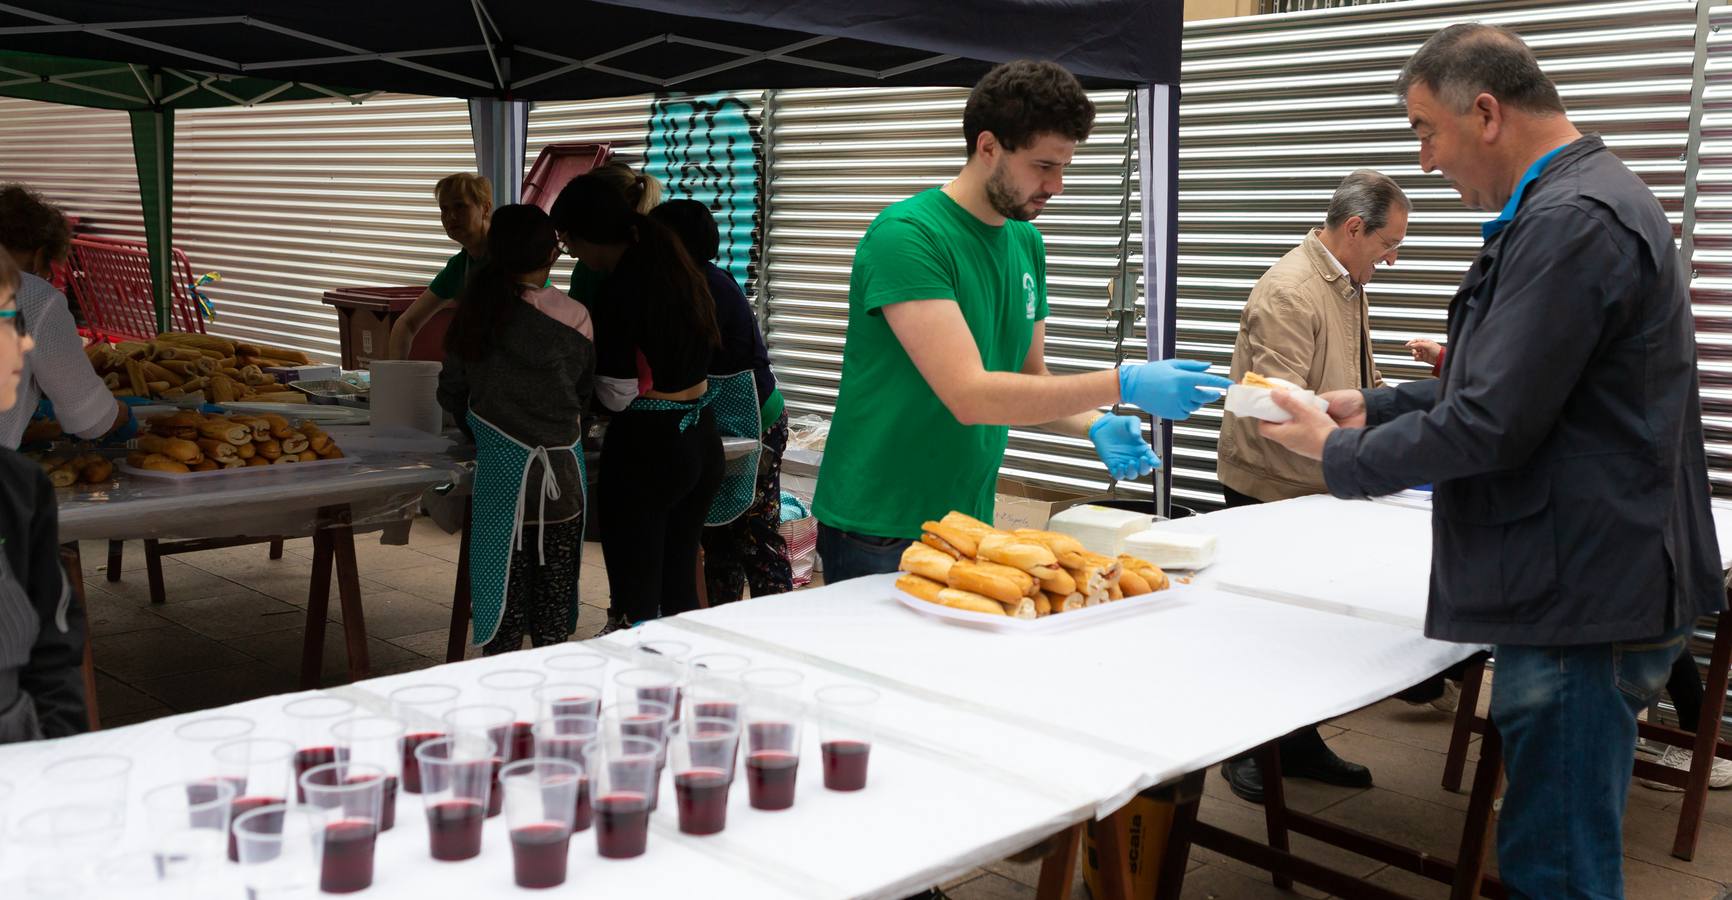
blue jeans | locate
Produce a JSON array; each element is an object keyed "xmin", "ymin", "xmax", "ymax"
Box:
[
  {"xmin": 1490, "ymin": 626, "xmax": 1689, "ymax": 899},
  {"xmin": 816, "ymin": 523, "xmax": 905, "ymax": 584}
]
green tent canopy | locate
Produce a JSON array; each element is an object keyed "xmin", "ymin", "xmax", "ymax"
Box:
[{"xmin": 0, "ymin": 52, "xmax": 366, "ymax": 329}]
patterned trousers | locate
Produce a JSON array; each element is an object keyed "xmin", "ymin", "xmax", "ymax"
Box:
[
  {"xmin": 484, "ymin": 517, "xmax": 584, "ymax": 655},
  {"xmin": 701, "ymin": 414, "xmax": 793, "ymax": 604}
]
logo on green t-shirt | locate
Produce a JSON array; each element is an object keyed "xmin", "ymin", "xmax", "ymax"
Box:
[{"xmin": 1022, "ymin": 272, "xmax": 1037, "ymax": 320}]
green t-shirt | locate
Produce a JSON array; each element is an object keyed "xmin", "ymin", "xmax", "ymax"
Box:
[
  {"xmin": 567, "ymin": 259, "xmax": 605, "ymax": 308},
  {"xmin": 428, "ymin": 249, "xmax": 470, "ymax": 300},
  {"xmin": 813, "ymin": 189, "xmax": 1048, "ymax": 540}
]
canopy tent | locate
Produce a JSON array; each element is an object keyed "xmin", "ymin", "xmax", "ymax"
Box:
[{"xmin": 0, "ymin": 0, "xmax": 1187, "ymax": 501}]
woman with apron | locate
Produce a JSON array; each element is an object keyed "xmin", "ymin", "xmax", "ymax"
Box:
[
  {"xmin": 0, "ymin": 250, "xmax": 87, "ymax": 742},
  {"xmin": 551, "ymin": 175, "xmax": 724, "ymax": 632},
  {"xmin": 438, "ymin": 205, "xmax": 596, "ymax": 654}
]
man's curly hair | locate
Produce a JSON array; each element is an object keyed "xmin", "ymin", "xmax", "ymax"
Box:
[{"xmin": 963, "ymin": 60, "xmax": 1095, "ymax": 157}]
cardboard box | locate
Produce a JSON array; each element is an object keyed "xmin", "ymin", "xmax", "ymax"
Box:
[{"xmin": 992, "ymin": 478, "xmax": 1109, "ymax": 532}]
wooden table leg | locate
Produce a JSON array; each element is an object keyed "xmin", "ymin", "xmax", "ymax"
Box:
[
  {"xmin": 268, "ymin": 537, "xmax": 284, "ymax": 560},
  {"xmin": 1258, "ymin": 741, "xmax": 1293, "ymax": 891},
  {"xmin": 1673, "ymin": 611, "xmax": 1729, "ymax": 861},
  {"xmin": 1444, "ymin": 654, "xmax": 1489, "ymax": 792},
  {"xmin": 1154, "ymin": 770, "xmax": 1206, "ymax": 900},
  {"xmin": 300, "ymin": 525, "xmax": 335, "ymax": 689},
  {"xmin": 1034, "ymin": 824, "xmax": 1082, "ymax": 900},
  {"xmin": 105, "ymin": 539, "xmax": 123, "ymax": 583},
  {"xmin": 1093, "ymin": 804, "xmax": 1135, "ymax": 900},
  {"xmin": 447, "ymin": 505, "xmax": 472, "ymax": 664},
  {"xmin": 144, "ymin": 538, "xmax": 166, "ymax": 605},
  {"xmin": 60, "ymin": 543, "xmax": 100, "ymax": 732},
  {"xmin": 1451, "ymin": 722, "xmax": 1503, "ymax": 900},
  {"xmin": 328, "ymin": 508, "xmax": 371, "ymax": 683}
]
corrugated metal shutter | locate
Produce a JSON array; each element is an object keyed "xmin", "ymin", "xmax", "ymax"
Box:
[
  {"xmin": 1694, "ymin": 3, "xmax": 1732, "ymax": 493},
  {"xmin": 0, "ymin": 94, "xmax": 476, "ymax": 364},
  {"xmin": 0, "ymin": 98, "xmax": 144, "ymax": 238},
  {"xmin": 763, "ymin": 87, "xmax": 1138, "ymax": 493},
  {"xmin": 1173, "ymin": 0, "xmax": 1697, "ymax": 510},
  {"xmin": 528, "ymin": 92, "xmax": 767, "ymax": 299}
]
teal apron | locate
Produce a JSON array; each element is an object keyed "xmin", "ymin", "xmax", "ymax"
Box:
[
  {"xmin": 466, "ymin": 410, "xmax": 585, "ymax": 646},
  {"xmin": 625, "ymin": 370, "xmax": 760, "ymax": 525}
]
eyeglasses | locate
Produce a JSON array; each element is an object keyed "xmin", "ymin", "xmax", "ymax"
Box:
[{"xmin": 0, "ymin": 306, "xmax": 24, "ymax": 337}]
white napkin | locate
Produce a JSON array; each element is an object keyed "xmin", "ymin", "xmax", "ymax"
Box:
[{"xmin": 1224, "ymin": 376, "xmax": 1329, "ymax": 423}]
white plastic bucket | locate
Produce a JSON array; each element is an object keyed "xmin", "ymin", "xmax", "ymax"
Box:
[{"xmin": 368, "ymin": 360, "xmax": 443, "ymax": 435}]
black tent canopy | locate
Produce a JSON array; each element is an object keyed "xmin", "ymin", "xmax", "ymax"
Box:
[{"xmin": 0, "ymin": 1, "xmax": 1178, "ymax": 99}]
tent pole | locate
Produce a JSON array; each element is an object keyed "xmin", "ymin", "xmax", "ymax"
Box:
[
  {"xmin": 128, "ymin": 100, "xmax": 173, "ymax": 335},
  {"xmin": 1137, "ymin": 84, "xmax": 1179, "ymax": 516},
  {"xmin": 468, "ymin": 97, "xmax": 528, "ymax": 208}
]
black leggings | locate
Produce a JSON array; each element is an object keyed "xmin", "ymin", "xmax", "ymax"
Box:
[
  {"xmin": 599, "ymin": 407, "xmax": 723, "ymax": 624},
  {"xmin": 483, "ymin": 518, "xmax": 584, "ymax": 655}
]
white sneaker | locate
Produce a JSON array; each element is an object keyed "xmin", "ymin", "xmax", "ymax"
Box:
[
  {"xmin": 1637, "ymin": 745, "xmax": 1732, "ymax": 791},
  {"xmin": 1431, "ymin": 680, "xmax": 1461, "ymax": 714}
]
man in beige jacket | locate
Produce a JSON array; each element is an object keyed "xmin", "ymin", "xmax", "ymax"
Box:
[
  {"xmin": 1215, "ymin": 169, "xmax": 1407, "ymax": 804},
  {"xmin": 1218, "ymin": 169, "xmax": 1408, "ymax": 505}
]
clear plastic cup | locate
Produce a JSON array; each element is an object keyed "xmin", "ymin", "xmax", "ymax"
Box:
[
  {"xmin": 10, "ymin": 803, "xmax": 125, "ymax": 896},
  {"xmin": 614, "ymin": 666, "xmax": 682, "ymax": 722},
  {"xmin": 586, "ymin": 735, "xmax": 660, "ymax": 860},
  {"xmin": 414, "ymin": 735, "xmax": 494, "ymax": 862},
  {"xmin": 600, "ymin": 699, "xmax": 673, "ymax": 809},
  {"xmin": 500, "ymin": 758, "xmax": 581, "ymax": 889},
  {"xmin": 478, "ymin": 669, "xmax": 546, "ymax": 763},
  {"xmin": 141, "ymin": 779, "xmax": 235, "ymax": 882},
  {"xmin": 533, "ymin": 681, "xmax": 603, "ymax": 724},
  {"xmin": 442, "ymin": 704, "xmax": 515, "ymax": 817},
  {"xmin": 41, "ymin": 754, "xmax": 133, "ymax": 819},
  {"xmin": 234, "ymin": 804, "xmax": 325, "ymax": 899},
  {"xmin": 816, "ymin": 685, "xmax": 880, "ymax": 792},
  {"xmin": 281, "ymin": 696, "xmax": 356, "ymax": 802},
  {"xmin": 533, "ymin": 715, "xmax": 598, "ymax": 832},
  {"xmin": 330, "ymin": 716, "xmax": 406, "ymax": 832},
  {"xmin": 669, "ymin": 718, "xmax": 740, "ymax": 835},
  {"xmin": 683, "ymin": 675, "xmax": 746, "ymax": 726},
  {"xmin": 387, "ymin": 683, "xmax": 461, "ymax": 795},
  {"xmin": 741, "ymin": 670, "xmax": 806, "ymax": 811},
  {"xmin": 212, "ymin": 737, "xmax": 296, "ymax": 862},
  {"xmin": 298, "ymin": 761, "xmax": 386, "ymax": 894},
  {"xmin": 545, "ymin": 650, "xmax": 609, "ymax": 682},
  {"xmin": 690, "ymin": 652, "xmax": 752, "ymax": 680}
]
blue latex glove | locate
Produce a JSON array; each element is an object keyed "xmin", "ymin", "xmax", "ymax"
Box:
[
  {"xmin": 1089, "ymin": 414, "xmax": 1161, "ymax": 481},
  {"xmin": 1118, "ymin": 359, "xmax": 1232, "ymax": 420},
  {"xmin": 97, "ymin": 404, "xmax": 139, "ymax": 447}
]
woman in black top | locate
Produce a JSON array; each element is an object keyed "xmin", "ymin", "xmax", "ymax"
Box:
[
  {"xmin": 551, "ymin": 175, "xmax": 724, "ymax": 629},
  {"xmin": 0, "ymin": 250, "xmax": 86, "ymax": 742}
]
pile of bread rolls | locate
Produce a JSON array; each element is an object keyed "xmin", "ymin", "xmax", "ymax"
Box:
[
  {"xmin": 84, "ymin": 332, "xmax": 310, "ymax": 404},
  {"xmin": 897, "ymin": 511, "xmax": 1170, "ymax": 619},
  {"xmin": 127, "ymin": 411, "xmax": 343, "ymax": 473},
  {"xmin": 30, "ymin": 449, "xmax": 114, "ymax": 488}
]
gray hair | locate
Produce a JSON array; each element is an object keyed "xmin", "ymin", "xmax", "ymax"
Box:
[
  {"xmin": 1324, "ymin": 170, "xmax": 1409, "ymax": 234},
  {"xmin": 1395, "ymin": 23, "xmax": 1566, "ymax": 116}
]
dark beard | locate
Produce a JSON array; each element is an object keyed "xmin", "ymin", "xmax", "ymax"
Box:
[{"xmin": 985, "ymin": 167, "xmax": 1042, "ymax": 222}]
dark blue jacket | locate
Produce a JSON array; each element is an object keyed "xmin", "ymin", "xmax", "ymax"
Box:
[{"xmin": 1322, "ymin": 135, "xmax": 1722, "ymax": 645}]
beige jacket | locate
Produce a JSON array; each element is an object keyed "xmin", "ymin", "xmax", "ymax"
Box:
[{"xmin": 1217, "ymin": 230, "xmax": 1383, "ymax": 501}]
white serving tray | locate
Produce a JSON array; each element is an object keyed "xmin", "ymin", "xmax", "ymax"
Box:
[
  {"xmin": 119, "ymin": 453, "xmax": 354, "ymax": 483},
  {"xmin": 891, "ymin": 583, "xmax": 1185, "ymax": 634}
]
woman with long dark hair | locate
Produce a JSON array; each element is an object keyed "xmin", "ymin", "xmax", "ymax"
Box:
[
  {"xmin": 551, "ymin": 175, "xmax": 723, "ymax": 630},
  {"xmin": 438, "ymin": 204, "xmax": 596, "ymax": 654}
]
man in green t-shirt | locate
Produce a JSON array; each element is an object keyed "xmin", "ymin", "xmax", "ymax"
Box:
[{"xmin": 813, "ymin": 61, "xmax": 1231, "ymax": 582}]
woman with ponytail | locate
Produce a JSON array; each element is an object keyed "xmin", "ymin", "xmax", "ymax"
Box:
[
  {"xmin": 563, "ymin": 161, "xmax": 664, "ymax": 310},
  {"xmin": 438, "ymin": 204, "xmax": 596, "ymax": 654},
  {"xmin": 551, "ymin": 174, "xmax": 723, "ymax": 631}
]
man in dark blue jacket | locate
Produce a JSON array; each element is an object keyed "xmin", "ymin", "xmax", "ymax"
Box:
[{"xmin": 1261, "ymin": 23, "xmax": 1722, "ymax": 898}]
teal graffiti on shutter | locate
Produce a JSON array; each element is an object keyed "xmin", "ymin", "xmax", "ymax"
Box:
[{"xmin": 643, "ymin": 93, "xmax": 762, "ymax": 296}]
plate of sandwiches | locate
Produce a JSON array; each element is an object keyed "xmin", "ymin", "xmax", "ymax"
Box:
[
  {"xmin": 1223, "ymin": 371, "xmax": 1330, "ymax": 423},
  {"xmin": 892, "ymin": 511, "xmax": 1180, "ymax": 633}
]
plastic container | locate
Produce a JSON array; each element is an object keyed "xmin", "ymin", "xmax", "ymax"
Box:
[{"xmin": 369, "ymin": 360, "xmax": 443, "ymax": 436}]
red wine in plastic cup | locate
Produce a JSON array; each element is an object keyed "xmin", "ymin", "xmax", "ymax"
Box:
[
  {"xmin": 747, "ymin": 750, "xmax": 799, "ymax": 810},
  {"xmin": 399, "ymin": 732, "xmax": 442, "ymax": 794},
  {"xmin": 226, "ymin": 795, "xmax": 282, "ymax": 862},
  {"xmin": 187, "ymin": 776, "xmax": 245, "ymax": 829},
  {"xmin": 507, "ymin": 722, "xmax": 535, "ymax": 763},
  {"xmin": 291, "ymin": 746, "xmax": 346, "ymax": 802},
  {"xmin": 426, "ymin": 799, "xmax": 485, "ymax": 861},
  {"xmin": 674, "ymin": 769, "xmax": 730, "ymax": 835},
  {"xmin": 510, "ymin": 823, "xmax": 571, "ymax": 889},
  {"xmin": 552, "ymin": 697, "xmax": 599, "ymax": 721},
  {"xmin": 573, "ymin": 774, "xmax": 593, "ymax": 832},
  {"xmin": 595, "ymin": 793, "xmax": 650, "ymax": 859},
  {"xmin": 821, "ymin": 740, "xmax": 871, "ymax": 791},
  {"xmin": 319, "ymin": 819, "xmax": 377, "ymax": 893}
]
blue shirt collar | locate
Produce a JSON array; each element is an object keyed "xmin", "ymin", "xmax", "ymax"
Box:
[{"xmin": 1481, "ymin": 143, "xmax": 1572, "ymax": 240}]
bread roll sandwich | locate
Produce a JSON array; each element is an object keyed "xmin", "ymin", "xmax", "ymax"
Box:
[
  {"xmin": 935, "ymin": 588, "xmax": 1008, "ymax": 616},
  {"xmin": 1117, "ymin": 565, "xmax": 1153, "ymax": 597},
  {"xmin": 46, "ymin": 466, "xmax": 76, "ymax": 488},
  {"xmin": 246, "ymin": 457, "xmax": 270, "ymax": 467},
  {"xmin": 946, "ymin": 559, "xmax": 1036, "ymax": 605},
  {"xmin": 262, "ymin": 414, "xmax": 294, "ymax": 440},
  {"xmin": 297, "ymin": 450, "xmax": 319, "ymax": 462},
  {"xmin": 137, "ymin": 434, "xmax": 203, "ymax": 465},
  {"xmin": 1108, "ymin": 582, "xmax": 1124, "ymax": 601},
  {"xmin": 197, "ymin": 438, "xmax": 239, "ymax": 463},
  {"xmin": 281, "ymin": 434, "xmax": 311, "ymax": 455},
  {"xmin": 138, "ymin": 453, "xmax": 190, "ymax": 473},
  {"xmin": 1036, "ymin": 567, "xmax": 1076, "ymax": 596},
  {"xmin": 236, "ymin": 441, "xmax": 256, "ymax": 459},
  {"xmin": 921, "ymin": 533, "xmax": 963, "ymax": 560},
  {"xmin": 900, "ymin": 543, "xmax": 955, "ymax": 583},
  {"xmin": 976, "ymin": 532, "xmax": 1061, "ymax": 579},
  {"xmin": 921, "ymin": 511, "xmax": 997, "ymax": 559},
  {"xmin": 896, "ymin": 574, "xmax": 946, "ymax": 603},
  {"xmin": 256, "ymin": 439, "xmax": 282, "ymax": 461},
  {"xmin": 1033, "ymin": 593, "xmax": 1052, "ymax": 616},
  {"xmin": 1118, "ymin": 556, "xmax": 1170, "ymax": 592},
  {"xmin": 198, "ymin": 419, "xmax": 251, "ymax": 445},
  {"xmin": 1013, "ymin": 529, "xmax": 1091, "ymax": 569},
  {"xmin": 79, "ymin": 458, "xmax": 113, "ymax": 484},
  {"xmin": 1241, "ymin": 371, "xmax": 1278, "ymax": 389},
  {"xmin": 1046, "ymin": 591, "xmax": 1086, "ymax": 614}
]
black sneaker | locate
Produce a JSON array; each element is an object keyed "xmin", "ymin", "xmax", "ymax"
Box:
[{"xmin": 593, "ymin": 616, "xmax": 631, "ymax": 639}]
